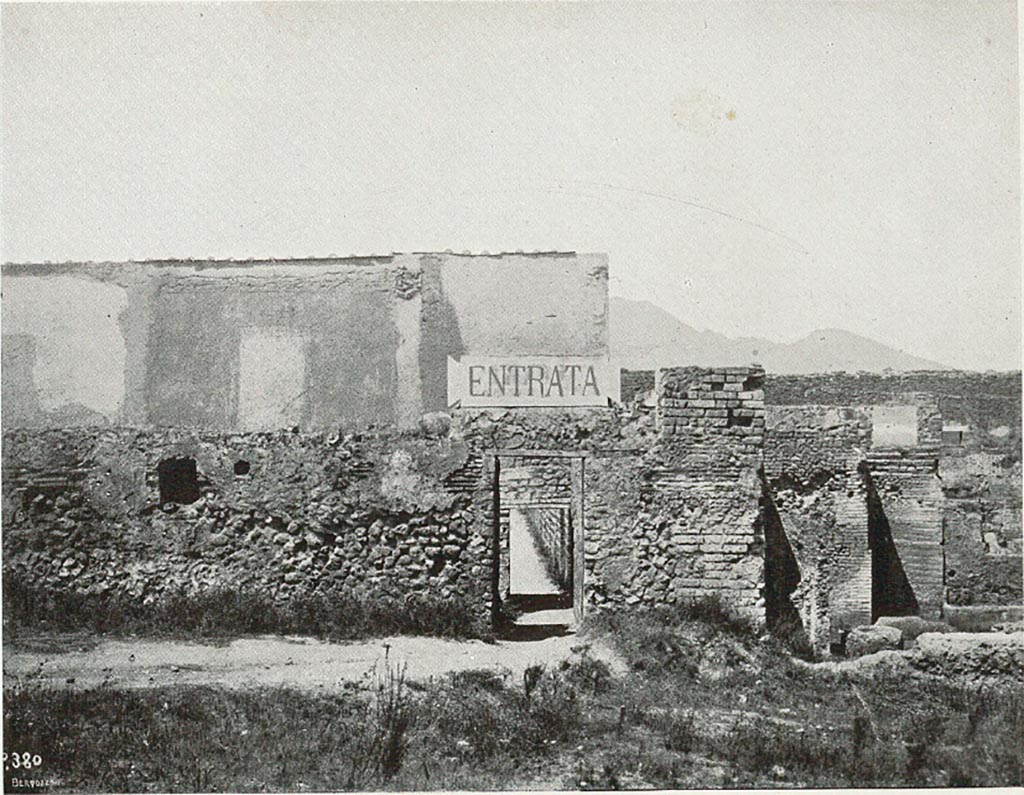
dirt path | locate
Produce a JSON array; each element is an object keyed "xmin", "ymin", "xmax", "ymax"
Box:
[{"xmin": 3, "ymin": 631, "xmax": 626, "ymax": 692}]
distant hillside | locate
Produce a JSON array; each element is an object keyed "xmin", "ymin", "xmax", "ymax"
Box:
[{"xmin": 610, "ymin": 297, "xmax": 947, "ymax": 373}]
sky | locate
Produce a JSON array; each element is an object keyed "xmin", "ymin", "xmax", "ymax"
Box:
[{"xmin": 2, "ymin": 1, "xmax": 1020, "ymax": 370}]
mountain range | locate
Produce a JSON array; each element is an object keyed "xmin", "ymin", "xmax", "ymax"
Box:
[{"xmin": 609, "ymin": 297, "xmax": 947, "ymax": 373}]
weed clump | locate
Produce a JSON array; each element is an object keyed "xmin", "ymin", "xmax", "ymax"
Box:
[
  {"xmin": 591, "ymin": 595, "xmax": 761, "ymax": 678},
  {"xmin": 3, "ymin": 572, "xmax": 482, "ymax": 641},
  {"xmin": 419, "ymin": 664, "xmax": 582, "ymax": 764}
]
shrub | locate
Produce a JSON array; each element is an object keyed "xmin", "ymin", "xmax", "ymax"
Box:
[
  {"xmin": 559, "ymin": 648, "xmax": 613, "ymax": 694},
  {"xmin": 3, "ymin": 683, "xmax": 375, "ymax": 792},
  {"xmin": 719, "ymin": 718, "xmax": 845, "ymax": 778},
  {"xmin": 367, "ymin": 658, "xmax": 414, "ymax": 781},
  {"xmin": 768, "ymin": 615, "xmax": 816, "ymax": 661},
  {"xmin": 671, "ymin": 594, "xmax": 758, "ymax": 638}
]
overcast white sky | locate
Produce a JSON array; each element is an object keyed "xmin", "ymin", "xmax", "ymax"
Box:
[{"xmin": 2, "ymin": 2, "xmax": 1020, "ymax": 369}]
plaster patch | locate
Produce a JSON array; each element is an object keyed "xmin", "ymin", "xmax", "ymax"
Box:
[
  {"xmin": 871, "ymin": 405, "xmax": 918, "ymax": 448},
  {"xmin": 238, "ymin": 328, "xmax": 306, "ymax": 430},
  {"xmin": 2, "ymin": 275, "xmax": 127, "ymax": 420}
]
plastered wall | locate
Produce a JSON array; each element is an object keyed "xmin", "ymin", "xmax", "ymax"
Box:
[
  {"xmin": 2, "ymin": 274, "xmax": 129, "ymax": 426},
  {"xmin": 1, "ymin": 253, "xmax": 609, "ymax": 432}
]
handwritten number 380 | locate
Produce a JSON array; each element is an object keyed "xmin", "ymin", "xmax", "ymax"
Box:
[{"xmin": 4, "ymin": 752, "xmax": 43, "ymax": 769}]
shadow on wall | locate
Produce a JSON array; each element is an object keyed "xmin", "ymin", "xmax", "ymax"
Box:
[
  {"xmin": 761, "ymin": 474, "xmax": 802, "ymax": 632},
  {"xmin": 419, "ymin": 256, "xmax": 465, "ymax": 413},
  {"xmin": 862, "ymin": 464, "xmax": 919, "ymax": 622}
]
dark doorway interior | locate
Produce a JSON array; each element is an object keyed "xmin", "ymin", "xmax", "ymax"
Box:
[
  {"xmin": 158, "ymin": 457, "xmax": 200, "ymax": 505},
  {"xmin": 761, "ymin": 482, "xmax": 803, "ymax": 632}
]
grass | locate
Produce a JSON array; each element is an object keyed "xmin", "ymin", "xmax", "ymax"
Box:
[
  {"xmin": 3, "ymin": 573, "xmax": 484, "ymax": 642},
  {"xmin": 584, "ymin": 600, "xmax": 1024, "ymax": 788},
  {"xmin": 4, "ymin": 597, "xmax": 1023, "ymax": 791}
]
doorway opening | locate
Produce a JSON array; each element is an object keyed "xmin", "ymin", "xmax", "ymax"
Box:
[
  {"xmin": 509, "ymin": 505, "xmax": 572, "ymax": 607},
  {"xmin": 495, "ymin": 453, "xmax": 584, "ymax": 635}
]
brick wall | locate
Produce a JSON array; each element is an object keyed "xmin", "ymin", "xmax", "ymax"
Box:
[
  {"xmin": 864, "ymin": 449, "xmax": 944, "ymax": 620},
  {"xmin": 763, "ymin": 405, "xmax": 870, "ymax": 650},
  {"xmin": 650, "ymin": 367, "xmax": 767, "ymax": 616}
]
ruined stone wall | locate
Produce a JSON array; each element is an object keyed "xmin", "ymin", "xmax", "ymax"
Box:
[
  {"xmin": 763, "ymin": 397, "xmax": 949, "ymax": 650},
  {"xmin": 766, "ymin": 371, "xmax": 1022, "ymax": 451},
  {"xmin": 3, "ymin": 363, "xmax": 770, "ymax": 629},
  {"xmin": 763, "ymin": 405, "xmax": 870, "ymax": 651},
  {"xmin": 768, "ymin": 373, "xmax": 1021, "ymax": 615},
  {"xmin": 454, "ymin": 366, "xmax": 769, "ymax": 620},
  {"xmin": 620, "ymin": 369, "xmax": 655, "ymax": 406},
  {"xmin": 941, "ymin": 450, "xmax": 1023, "ymax": 606},
  {"xmin": 455, "ymin": 407, "xmax": 652, "ymax": 616},
  {"xmin": 2, "ymin": 426, "xmax": 495, "ymax": 629}
]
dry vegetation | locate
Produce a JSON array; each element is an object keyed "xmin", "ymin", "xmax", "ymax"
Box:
[
  {"xmin": 3, "ymin": 573, "xmax": 482, "ymax": 642},
  {"xmin": 4, "ymin": 599, "xmax": 1022, "ymax": 791}
]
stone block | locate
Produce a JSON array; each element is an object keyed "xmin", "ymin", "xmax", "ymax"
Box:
[
  {"xmin": 875, "ymin": 615, "xmax": 953, "ymax": 648},
  {"xmin": 846, "ymin": 624, "xmax": 903, "ymax": 657},
  {"xmin": 419, "ymin": 411, "xmax": 452, "ymax": 437}
]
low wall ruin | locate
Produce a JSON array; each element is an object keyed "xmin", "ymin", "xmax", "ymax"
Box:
[
  {"xmin": 1, "ymin": 366, "xmax": 770, "ymax": 629},
  {"xmin": 764, "ymin": 372, "xmax": 1021, "ymax": 651},
  {"xmin": 3, "ymin": 366, "xmax": 1018, "ymax": 647},
  {"xmin": 2, "ymin": 426, "xmax": 497, "ymax": 629}
]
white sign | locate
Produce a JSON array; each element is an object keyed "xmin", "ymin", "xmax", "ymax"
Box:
[{"xmin": 447, "ymin": 355, "xmax": 620, "ymax": 407}]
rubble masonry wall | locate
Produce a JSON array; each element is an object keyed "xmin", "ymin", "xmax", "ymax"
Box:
[{"xmin": 2, "ymin": 366, "xmax": 770, "ymax": 628}]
